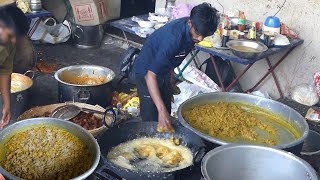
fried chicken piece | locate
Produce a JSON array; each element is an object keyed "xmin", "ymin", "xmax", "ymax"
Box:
[
  {"xmin": 134, "ymin": 145, "xmax": 155, "ymax": 159},
  {"xmin": 154, "ymin": 145, "xmax": 171, "ymax": 159},
  {"xmin": 162, "ymin": 150, "xmax": 183, "ymax": 167}
]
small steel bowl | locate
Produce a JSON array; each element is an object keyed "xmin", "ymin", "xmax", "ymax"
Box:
[
  {"xmin": 227, "ymin": 40, "xmax": 268, "ymax": 59},
  {"xmin": 229, "ymin": 17, "xmax": 239, "ymax": 26}
]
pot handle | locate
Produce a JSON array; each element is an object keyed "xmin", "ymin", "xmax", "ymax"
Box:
[
  {"xmin": 74, "ymin": 25, "xmax": 84, "ymax": 39},
  {"xmin": 103, "ymin": 107, "xmax": 116, "ymax": 128},
  {"xmin": 24, "ymin": 70, "xmax": 35, "ymax": 79},
  {"xmin": 95, "ymin": 165, "xmax": 122, "ymax": 180},
  {"xmin": 193, "ymin": 147, "xmax": 206, "ymax": 164},
  {"xmin": 76, "ymin": 89, "xmax": 90, "ymax": 102}
]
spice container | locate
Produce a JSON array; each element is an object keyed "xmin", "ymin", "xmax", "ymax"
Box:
[
  {"xmin": 30, "ymin": 0, "xmax": 42, "ymax": 13},
  {"xmin": 238, "ymin": 32, "xmax": 245, "ymax": 40},
  {"xmin": 237, "ymin": 11, "xmax": 246, "ymax": 32},
  {"xmin": 247, "ymin": 21, "xmax": 257, "ymax": 40},
  {"xmin": 221, "ymin": 29, "xmax": 230, "ymax": 47}
]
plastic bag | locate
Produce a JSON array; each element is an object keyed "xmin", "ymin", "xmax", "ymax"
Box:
[
  {"xmin": 250, "ymin": 91, "xmax": 271, "ymax": 99},
  {"xmin": 171, "ymin": 81, "xmax": 219, "ymax": 117},
  {"xmin": 314, "ymin": 72, "xmax": 320, "ymax": 96},
  {"xmin": 291, "ymin": 84, "xmax": 319, "ymax": 106},
  {"xmin": 212, "ymin": 33, "xmax": 222, "ymax": 47},
  {"xmin": 172, "ymin": 3, "xmax": 194, "ymax": 19},
  {"xmin": 174, "ymin": 59, "xmax": 221, "ymax": 91},
  {"xmin": 29, "ymin": 17, "xmax": 71, "ymax": 44},
  {"xmin": 305, "ymin": 107, "xmax": 320, "ymax": 122}
]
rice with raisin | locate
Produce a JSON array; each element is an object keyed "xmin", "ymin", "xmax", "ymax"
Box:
[{"xmin": 0, "ymin": 126, "xmax": 92, "ymax": 180}]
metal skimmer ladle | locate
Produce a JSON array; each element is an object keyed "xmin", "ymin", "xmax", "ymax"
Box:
[{"xmin": 50, "ymin": 104, "xmax": 116, "ymax": 127}]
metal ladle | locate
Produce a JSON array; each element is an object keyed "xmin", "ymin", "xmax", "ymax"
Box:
[{"xmin": 50, "ymin": 104, "xmax": 116, "ymax": 127}]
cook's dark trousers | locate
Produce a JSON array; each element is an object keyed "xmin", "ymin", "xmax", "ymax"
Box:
[{"xmin": 135, "ymin": 74, "xmax": 172, "ymax": 122}]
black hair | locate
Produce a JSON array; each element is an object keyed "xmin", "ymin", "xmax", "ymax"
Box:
[
  {"xmin": 190, "ymin": 3, "xmax": 220, "ymax": 37},
  {"xmin": 0, "ymin": 5, "xmax": 29, "ymax": 36}
]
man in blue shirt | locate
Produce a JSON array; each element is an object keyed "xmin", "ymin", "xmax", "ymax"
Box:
[{"xmin": 133, "ymin": 3, "xmax": 219, "ymax": 131}]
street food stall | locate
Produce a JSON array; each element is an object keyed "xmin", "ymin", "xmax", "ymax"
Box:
[{"xmin": 1, "ymin": 0, "xmax": 320, "ymax": 180}]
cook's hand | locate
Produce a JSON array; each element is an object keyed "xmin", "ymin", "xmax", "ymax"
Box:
[
  {"xmin": 171, "ymin": 94, "xmax": 174, "ymax": 103},
  {"xmin": 0, "ymin": 173, "xmax": 5, "ymax": 180},
  {"xmin": 0, "ymin": 106, "xmax": 11, "ymax": 129},
  {"xmin": 157, "ymin": 111, "xmax": 174, "ymax": 133}
]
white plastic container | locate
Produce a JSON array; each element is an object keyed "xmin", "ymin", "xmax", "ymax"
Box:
[{"xmin": 263, "ymin": 24, "xmax": 280, "ymax": 34}]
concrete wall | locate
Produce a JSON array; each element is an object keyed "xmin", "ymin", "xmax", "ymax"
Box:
[{"xmin": 156, "ymin": 0, "xmax": 319, "ymax": 99}]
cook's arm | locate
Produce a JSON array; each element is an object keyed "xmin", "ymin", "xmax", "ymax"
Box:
[
  {"xmin": 146, "ymin": 35, "xmax": 183, "ymax": 131},
  {"xmin": 0, "ymin": 74, "xmax": 11, "ymax": 128},
  {"xmin": 145, "ymin": 71, "xmax": 172, "ymax": 130},
  {"xmin": 170, "ymin": 70, "xmax": 175, "ymax": 86}
]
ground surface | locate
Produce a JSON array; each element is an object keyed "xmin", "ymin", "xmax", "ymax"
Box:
[{"xmin": 30, "ymin": 41, "xmax": 133, "ymax": 108}]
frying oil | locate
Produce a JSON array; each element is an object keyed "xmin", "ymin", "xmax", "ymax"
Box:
[{"xmin": 107, "ymin": 137, "xmax": 193, "ymax": 173}]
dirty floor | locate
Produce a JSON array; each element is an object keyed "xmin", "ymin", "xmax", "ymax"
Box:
[{"xmin": 30, "ymin": 41, "xmax": 133, "ymax": 108}]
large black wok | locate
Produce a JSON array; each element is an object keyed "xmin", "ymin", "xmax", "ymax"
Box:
[{"xmin": 96, "ymin": 120, "xmax": 205, "ymax": 180}]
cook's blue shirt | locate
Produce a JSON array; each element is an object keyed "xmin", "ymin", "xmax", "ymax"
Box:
[{"xmin": 133, "ymin": 17, "xmax": 194, "ymax": 76}]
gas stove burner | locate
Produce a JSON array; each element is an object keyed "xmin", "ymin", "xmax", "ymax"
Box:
[
  {"xmin": 95, "ymin": 165, "xmax": 122, "ymax": 180},
  {"xmin": 94, "ymin": 164, "xmax": 204, "ymax": 180}
]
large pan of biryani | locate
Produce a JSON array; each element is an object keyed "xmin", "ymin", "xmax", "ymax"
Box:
[
  {"xmin": 177, "ymin": 92, "xmax": 309, "ymax": 150},
  {"xmin": 0, "ymin": 118, "xmax": 100, "ymax": 180}
]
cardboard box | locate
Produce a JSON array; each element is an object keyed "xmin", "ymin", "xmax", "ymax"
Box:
[{"xmin": 69, "ymin": 0, "xmax": 108, "ymax": 26}]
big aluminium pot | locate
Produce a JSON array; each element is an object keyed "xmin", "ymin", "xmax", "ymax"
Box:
[
  {"xmin": 55, "ymin": 65, "xmax": 115, "ymax": 108},
  {"xmin": 177, "ymin": 92, "xmax": 309, "ymax": 155},
  {"xmin": 71, "ymin": 23, "xmax": 104, "ymax": 49},
  {"xmin": 0, "ymin": 118, "xmax": 100, "ymax": 180},
  {"xmin": 201, "ymin": 145, "xmax": 318, "ymax": 180},
  {"xmin": 0, "ymin": 71, "xmax": 34, "ymax": 121}
]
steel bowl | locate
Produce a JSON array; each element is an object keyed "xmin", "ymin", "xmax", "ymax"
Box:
[
  {"xmin": 177, "ymin": 92, "xmax": 309, "ymax": 154},
  {"xmin": 0, "ymin": 118, "xmax": 101, "ymax": 180},
  {"xmin": 201, "ymin": 145, "xmax": 318, "ymax": 180},
  {"xmin": 229, "ymin": 17, "xmax": 239, "ymax": 26},
  {"xmin": 227, "ymin": 40, "xmax": 268, "ymax": 59}
]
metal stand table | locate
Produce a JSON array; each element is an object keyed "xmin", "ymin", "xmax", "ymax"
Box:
[
  {"xmin": 191, "ymin": 39, "xmax": 304, "ymax": 98},
  {"xmin": 109, "ymin": 15, "xmax": 149, "ymax": 46}
]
